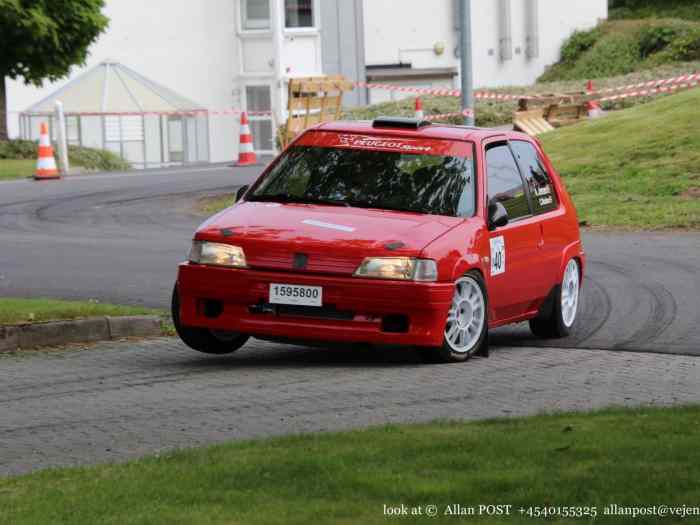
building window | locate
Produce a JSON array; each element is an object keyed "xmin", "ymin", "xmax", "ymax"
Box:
[
  {"xmin": 285, "ymin": 0, "xmax": 314, "ymax": 28},
  {"xmin": 242, "ymin": 0, "xmax": 270, "ymax": 30},
  {"xmin": 246, "ymin": 85, "xmax": 274, "ymax": 152}
]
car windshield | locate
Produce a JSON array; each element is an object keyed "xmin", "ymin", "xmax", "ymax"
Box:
[{"xmin": 249, "ymin": 143, "xmax": 476, "ymax": 217}]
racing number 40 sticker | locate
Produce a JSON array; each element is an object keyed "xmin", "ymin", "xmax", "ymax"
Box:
[{"xmin": 490, "ymin": 236, "xmax": 506, "ymax": 276}]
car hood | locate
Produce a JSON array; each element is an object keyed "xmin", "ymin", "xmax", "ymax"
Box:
[{"xmin": 195, "ymin": 202, "xmax": 463, "ymax": 274}]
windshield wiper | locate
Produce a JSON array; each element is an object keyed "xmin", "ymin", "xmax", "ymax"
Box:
[
  {"xmin": 249, "ymin": 193, "xmax": 350, "ymax": 207},
  {"xmin": 346, "ymin": 199, "xmax": 423, "ymax": 214}
]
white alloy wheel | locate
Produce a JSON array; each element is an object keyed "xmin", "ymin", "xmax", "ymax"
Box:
[
  {"xmin": 561, "ymin": 259, "xmax": 580, "ymax": 328},
  {"xmin": 445, "ymin": 276, "xmax": 486, "ymax": 353}
]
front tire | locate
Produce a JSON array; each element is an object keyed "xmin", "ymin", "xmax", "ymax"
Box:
[
  {"xmin": 171, "ymin": 285, "xmax": 249, "ymax": 355},
  {"xmin": 529, "ymin": 258, "xmax": 581, "ymax": 338},
  {"xmin": 419, "ymin": 271, "xmax": 488, "ymax": 364}
]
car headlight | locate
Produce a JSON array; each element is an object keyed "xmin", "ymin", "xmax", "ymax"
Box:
[
  {"xmin": 353, "ymin": 257, "xmax": 437, "ymax": 281},
  {"xmin": 189, "ymin": 241, "xmax": 247, "ymax": 268}
]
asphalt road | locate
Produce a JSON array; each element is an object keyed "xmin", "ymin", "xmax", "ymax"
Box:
[
  {"xmin": 0, "ymin": 165, "xmax": 261, "ymax": 309},
  {"xmin": 1, "ymin": 166, "xmax": 698, "ymax": 355}
]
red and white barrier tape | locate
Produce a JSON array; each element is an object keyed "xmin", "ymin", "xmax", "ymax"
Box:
[
  {"xmin": 424, "ymin": 108, "xmax": 474, "ymax": 121},
  {"xmin": 24, "ymin": 109, "xmax": 273, "ymax": 117},
  {"xmin": 355, "ymin": 80, "xmax": 529, "ymax": 100},
  {"xmin": 354, "ymin": 81, "xmax": 462, "ymax": 98},
  {"xmin": 597, "ymin": 78, "xmax": 700, "ymax": 103},
  {"xmin": 357, "ymin": 71, "xmax": 700, "ymax": 101},
  {"xmin": 590, "ymin": 72, "xmax": 700, "ymax": 96}
]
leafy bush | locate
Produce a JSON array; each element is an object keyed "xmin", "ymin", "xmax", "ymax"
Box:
[
  {"xmin": 560, "ymin": 29, "xmax": 602, "ymax": 63},
  {"xmin": 541, "ymin": 31, "xmax": 641, "ymax": 81},
  {"xmin": 0, "ymin": 139, "xmax": 130, "ymax": 172},
  {"xmin": 0, "ymin": 139, "xmax": 38, "ymax": 159},
  {"xmin": 667, "ymin": 28, "xmax": 700, "ymax": 61},
  {"xmin": 540, "ymin": 19, "xmax": 700, "ymax": 82},
  {"xmin": 638, "ymin": 26, "xmax": 677, "ymax": 58},
  {"xmin": 67, "ymin": 145, "xmax": 131, "ymax": 171},
  {"xmin": 610, "ymin": 0, "xmax": 700, "ymax": 21}
]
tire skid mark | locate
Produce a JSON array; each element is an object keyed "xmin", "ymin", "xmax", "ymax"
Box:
[
  {"xmin": 633, "ymin": 255, "xmax": 700, "ymax": 347},
  {"xmin": 33, "ymin": 185, "xmax": 239, "ymax": 222},
  {"xmin": 593, "ymin": 260, "xmax": 678, "ymax": 349}
]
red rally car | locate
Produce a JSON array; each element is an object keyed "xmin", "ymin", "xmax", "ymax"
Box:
[{"xmin": 173, "ymin": 117, "xmax": 585, "ymax": 363}]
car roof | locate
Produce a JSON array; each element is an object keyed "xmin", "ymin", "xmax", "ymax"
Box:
[{"xmin": 313, "ymin": 120, "xmax": 532, "ymax": 143}]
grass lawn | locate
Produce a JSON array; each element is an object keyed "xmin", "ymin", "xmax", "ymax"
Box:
[
  {"xmin": 195, "ymin": 193, "xmax": 236, "ymax": 215},
  {"xmin": 2, "ymin": 406, "xmax": 699, "ymax": 524},
  {"xmin": 0, "ymin": 298, "xmax": 164, "ymax": 325},
  {"xmin": 0, "ymin": 159, "xmax": 35, "ymax": 181},
  {"xmin": 541, "ymin": 86, "xmax": 700, "ymax": 229}
]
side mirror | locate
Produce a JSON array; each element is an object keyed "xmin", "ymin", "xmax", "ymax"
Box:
[
  {"xmin": 236, "ymin": 185, "xmax": 249, "ymax": 202},
  {"xmin": 488, "ymin": 201, "xmax": 509, "ymax": 230}
]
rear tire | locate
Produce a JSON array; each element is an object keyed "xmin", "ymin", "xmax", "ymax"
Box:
[
  {"xmin": 529, "ymin": 258, "xmax": 581, "ymax": 338},
  {"xmin": 419, "ymin": 271, "xmax": 488, "ymax": 364},
  {"xmin": 171, "ymin": 284, "xmax": 249, "ymax": 355}
]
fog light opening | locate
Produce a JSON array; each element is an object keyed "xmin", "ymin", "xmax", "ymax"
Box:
[
  {"xmin": 381, "ymin": 314, "xmax": 410, "ymax": 333},
  {"xmin": 202, "ymin": 299, "xmax": 223, "ymax": 319}
]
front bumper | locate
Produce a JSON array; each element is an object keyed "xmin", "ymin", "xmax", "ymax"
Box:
[{"xmin": 176, "ymin": 263, "xmax": 453, "ymax": 347}]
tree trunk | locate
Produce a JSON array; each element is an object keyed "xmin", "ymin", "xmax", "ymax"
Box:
[{"xmin": 0, "ymin": 76, "xmax": 8, "ymax": 141}]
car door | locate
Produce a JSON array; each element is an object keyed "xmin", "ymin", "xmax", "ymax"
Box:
[
  {"xmin": 483, "ymin": 141, "xmax": 545, "ymax": 322},
  {"xmin": 510, "ymin": 139, "xmax": 565, "ymax": 291}
]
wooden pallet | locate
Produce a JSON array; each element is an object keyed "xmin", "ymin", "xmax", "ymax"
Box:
[
  {"xmin": 281, "ymin": 75, "xmax": 354, "ymax": 148},
  {"xmin": 544, "ymin": 103, "xmax": 587, "ymax": 127},
  {"xmin": 513, "ymin": 109, "xmax": 555, "ymax": 136}
]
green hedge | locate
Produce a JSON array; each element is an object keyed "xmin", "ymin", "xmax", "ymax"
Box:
[
  {"xmin": 540, "ymin": 19, "xmax": 700, "ymax": 81},
  {"xmin": 0, "ymin": 139, "xmax": 37, "ymax": 160},
  {"xmin": 0, "ymin": 139, "xmax": 130, "ymax": 172},
  {"xmin": 610, "ymin": 0, "xmax": 700, "ymax": 21},
  {"xmin": 67, "ymin": 145, "xmax": 131, "ymax": 171}
]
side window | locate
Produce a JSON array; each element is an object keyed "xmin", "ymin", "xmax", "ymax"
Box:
[
  {"xmin": 242, "ymin": 0, "xmax": 271, "ymax": 30},
  {"xmin": 485, "ymin": 144, "xmax": 531, "ymax": 221},
  {"xmin": 511, "ymin": 140, "xmax": 559, "ymax": 214}
]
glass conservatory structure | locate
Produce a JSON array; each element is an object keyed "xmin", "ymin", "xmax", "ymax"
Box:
[{"xmin": 19, "ymin": 60, "xmax": 209, "ymax": 168}]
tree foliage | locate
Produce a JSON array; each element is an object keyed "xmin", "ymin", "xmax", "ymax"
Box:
[
  {"xmin": 0, "ymin": 0, "xmax": 108, "ymax": 139},
  {"xmin": 0, "ymin": 0, "xmax": 108, "ymax": 84}
]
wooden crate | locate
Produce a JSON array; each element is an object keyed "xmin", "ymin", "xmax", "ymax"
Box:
[
  {"xmin": 544, "ymin": 103, "xmax": 587, "ymax": 127},
  {"xmin": 281, "ymin": 75, "xmax": 354, "ymax": 147}
]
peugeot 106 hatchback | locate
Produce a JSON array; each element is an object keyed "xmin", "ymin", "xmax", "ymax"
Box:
[{"xmin": 172, "ymin": 117, "xmax": 585, "ymax": 363}]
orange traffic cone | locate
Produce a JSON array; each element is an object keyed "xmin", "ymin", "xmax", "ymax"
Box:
[
  {"xmin": 236, "ymin": 112, "xmax": 257, "ymax": 166},
  {"xmin": 586, "ymin": 80, "xmax": 594, "ymax": 94},
  {"xmin": 34, "ymin": 122, "xmax": 60, "ymax": 180},
  {"xmin": 414, "ymin": 97, "xmax": 424, "ymax": 119},
  {"xmin": 586, "ymin": 100, "xmax": 605, "ymax": 119}
]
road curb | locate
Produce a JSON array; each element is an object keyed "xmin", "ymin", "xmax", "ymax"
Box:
[{"xmin": 0, "ymin": 315, "xmax": 162, "ymax": 352}]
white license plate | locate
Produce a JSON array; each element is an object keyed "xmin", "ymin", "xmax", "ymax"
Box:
[{"xmin": 269, "ymin": 283, "xmax": 322, "ymax": 307}]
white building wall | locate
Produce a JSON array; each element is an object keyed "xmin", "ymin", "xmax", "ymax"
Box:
[
  {"xmin": 472, "ymin": 0, "xmax": 609, "ymax": 87},
  {"xmin": 363, "ymin": 0, "xmax": 608, "ymax": 91},
  {"xmin": 6, "ymin": 0, "xmax": 238, "ymax": 163},
  {"xmin": 364, "ymin": 0, "xmax": 456, "ymax": 70}
]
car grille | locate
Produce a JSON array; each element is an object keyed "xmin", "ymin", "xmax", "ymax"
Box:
[{"xmin": 246, "ymin": 248, "xmax": 362, "ymax": 274}]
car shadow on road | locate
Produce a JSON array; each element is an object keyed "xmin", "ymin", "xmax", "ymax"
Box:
[
  {"xmin": 174, "ymin": 343, "xmax": 425, "ymax": 369},
  {"xmin": 168, "ymin": 339, "xmax": 500, "ymax": 370}
]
